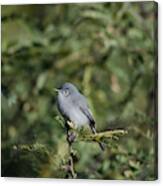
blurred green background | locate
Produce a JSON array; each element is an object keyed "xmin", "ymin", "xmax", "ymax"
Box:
[{"xmin": 1, "ymin": 2, "xmax": 157, "ymax": 180}]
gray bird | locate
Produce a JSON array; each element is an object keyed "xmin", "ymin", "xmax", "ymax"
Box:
[{"xmin": 55, "ymin": 82, "xmax": 104, "ymax": 151}]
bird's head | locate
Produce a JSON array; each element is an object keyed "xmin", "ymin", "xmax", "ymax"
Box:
[{"xmin": 54, "ymin": 83, "xmax": 78, "ymax": 97}]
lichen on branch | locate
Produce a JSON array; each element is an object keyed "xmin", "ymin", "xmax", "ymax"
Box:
[{"xmin": 78, "ymin": 129, "xmax": 128, "ymax": 143}]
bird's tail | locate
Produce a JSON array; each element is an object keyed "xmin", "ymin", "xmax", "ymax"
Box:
[{"xmin": 91, "ymin": 126, "xmax": 105, "ymax": 151}]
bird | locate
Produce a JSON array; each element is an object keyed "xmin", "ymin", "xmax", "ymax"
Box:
[{"xmin": 55, "ymin": 82, "xmax": 105, "ymax": 151}]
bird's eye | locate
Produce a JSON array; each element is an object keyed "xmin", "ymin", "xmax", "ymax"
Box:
[{"xmin": 63, "ymin": 89, "xmax": 69, "ymax": 97}]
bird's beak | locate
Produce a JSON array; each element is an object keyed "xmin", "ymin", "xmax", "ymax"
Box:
[{"xmin": 53, "ymin": 88, "xmax": 60, "ymax": 93}]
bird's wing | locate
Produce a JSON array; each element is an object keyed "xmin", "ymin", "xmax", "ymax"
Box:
[
  {"xmin": 73, "ymin": 94, "xmax": 96, "ymax": 128},
  {"xmin": 74, "ymin": 94, "xmax": 105, "ymax": 151}
]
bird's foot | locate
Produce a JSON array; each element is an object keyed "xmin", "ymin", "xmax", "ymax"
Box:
[
  {"xmin": 67, "ymin": 130, "xmax": 76, "ymax": 144},
  {"xmin": 67, "ymin": 121, "xmax": 76, "ymax": 129}
]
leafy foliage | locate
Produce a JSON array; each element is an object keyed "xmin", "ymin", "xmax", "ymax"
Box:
[{"xmin": 1, "ymin": 2, "xmax": 157, "ymax": 180}]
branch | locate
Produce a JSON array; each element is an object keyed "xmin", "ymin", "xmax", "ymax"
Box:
[
  {"xmin": 78, "ymin": 129, "xmax": 128, "ymax": 143},
  {"xmin": 55, "ymin": 116, "xmax": 128, "ymax": 178},
  {"xmin": 65, "ymin": 127, "xmax": 77, "ymax": 178}
]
